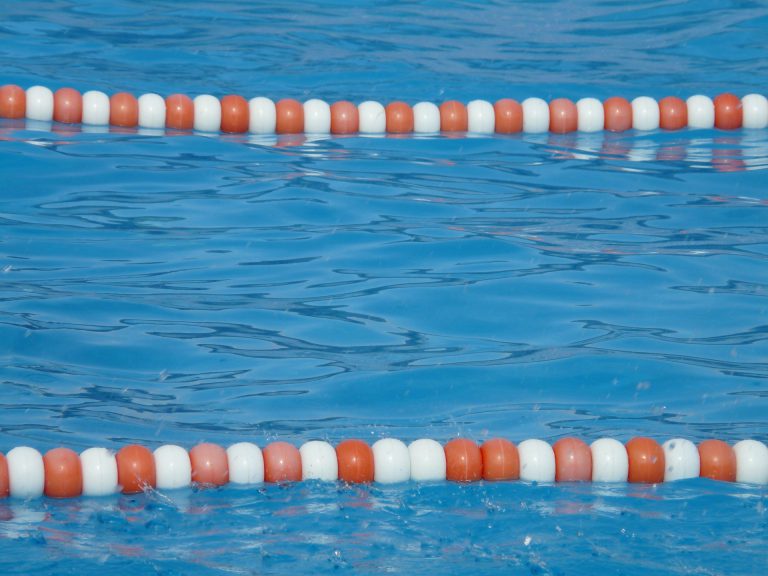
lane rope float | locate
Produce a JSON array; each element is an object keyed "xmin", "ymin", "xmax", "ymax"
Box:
[
  {"xmin": 1, "ymin": 84, "xmax": 768, "ymax": 136},
  {"xmin": 1, "ymin": 437, "xmax": 766, "ymax": 498}
]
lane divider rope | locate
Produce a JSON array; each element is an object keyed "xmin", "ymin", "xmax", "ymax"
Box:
[
  {"xmin": 2, "ymin": 85, "xmax": 768, "ymax": 136},
  {"xmin": 1, "ymin": 437, "xmax": 766, "ymax": 498}
]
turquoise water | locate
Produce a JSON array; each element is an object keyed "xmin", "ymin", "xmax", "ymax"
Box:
[{"xmin": 1, "ymin": 1, "xmax": 767, "ymax": 574}]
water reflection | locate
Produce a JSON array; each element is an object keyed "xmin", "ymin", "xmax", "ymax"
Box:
[
  {"xmin": 1, "ymin": 115, "xmax": 766, "ymax": 448},
  {"xmin": 3, "ymin": 119, "xmax": 768, "ymax": 173},
  {"xmin": 540, "ymin": 130, "xmax": 768, "ymax": 172}
]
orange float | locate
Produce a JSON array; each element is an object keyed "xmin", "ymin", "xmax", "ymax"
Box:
[
  {"xmin": 553, "ymin": 437, "xmax": 592, "ymax": 482},
  {"xmin": 116, "ymin": 444, "xmax": 156, "ymax": 494},
  {"xmin": 698, "ymin": 440, "xmax": 736, "ymax": 482},
  {"xmin": 53, "ymin": 87, "xmax": 82, "ymax": 124},
  {"xmin": 659, "ymin": 96, "xmax": 688, "ymax": 130},
  {"xmin": 439, "ymin": 100, "xmax": 468, "ymax": 132},
  {"xmin": 263, "ymin": 441, "xmax": 302, "ymax": 482},
  {"xmin": 220, "ymin": 94, "xmax": 249, "ymax": 133},
  {"xmin": 165, "ymin": 94, "xmax": 194, "ymax": 130},
  {"xmin": 494, "ymin": 98, "xmax": 523, "ymax": 133},
  {"xmin": 0, "ymin": 84, "xmax": 26, "ymax": 118},
  {"xmin": 330, "ymin": 101, "xmax": 359, "ymax": 134},
  {"xmin": 714, "ymin": 93, "xmax": 742, "ymax": 130},
  {"xmin": 445, "ymin": 438, "xmax": 482, "ymax": 482},
  {"xmin": 603, "ymin": 96, "xmax": 633, "ymax": 132},
  {"xmin": 336, "ymin": 439, "xmax": 374, "ymax": 483},
  {"xmin": 480, "ymin": 438, "xmax": 519, "ymax": 481},
  {"xmin": 625, "ymin": 437, "xmax": 665, "ymax": 483},
  {"xmin": 549, "ymin": 98, "xmax": 578, "ymax": 134},
  {"xmin": 275, "ymin": 98, "xmax": 304, "ymax": 134},
  {"xmin": 110, "ymin": 92, "xmax": 139, "ymax": 127},
  {"xmin": 189, "ymin": 443, "xmax": 229, "ymax": 486},
  {"xmin": 385, "ymin": 101, "xmax": 414, "ymax": 133},
  {"xmin": 0, "ymin": 453, "xmax": 8, "ymax": 498},
  {"xmin": 43, "ymin": 447, "xmax": 83, "ymax": 498}
]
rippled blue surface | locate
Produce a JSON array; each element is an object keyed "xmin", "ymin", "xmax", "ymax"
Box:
[{"xmin": 1, "ymin": 1, "xmax": 767, "ymax": 574}]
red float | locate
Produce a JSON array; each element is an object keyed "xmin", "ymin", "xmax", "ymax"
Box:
[
  {"xmin": 0, "ymin": 453, "xmax": 8, "ymax": 498},
  {"xmin": 445, "ymin": 438, "xmax": 482, "ymax": 482},
  {"xmin": 165, "ymin": 94, "xmax": 194, "ymax": 130},
  {"xmin": 220, "ymin": 94, "xmax": 249, "ymax": 133},
  {"xmin": 43, "ymin": 447, "xmax": 83, "ymax": 498},
  {"xmin": 480, "ymin": 438, "xmax": 519, "ymax": 481},
  {"xmin": 698, "ymin": 440, "xmax": 736, "ymax": 482},
  {"xmin": 189, "ymin": 443, "xmax": 229, "ymax": 486},
  {"xmin": 553, "ymin": 438, "xmax": 592, "ymax": 482},
  {"xmin": 0, "ymin": 84, "xmax": 26, "ymax": 118},
  {"xmin": 659, "ymin": 96, "xmax": 688, "ymax": 130},
  {"xmin": 275, "ymin": 99, "xmax": 304, "ymax": 134},
  {"xmin": 603, "ymin": 96, "xmax": 633, "ymax": 132},
  {"xmin": 439, "ymin": 100, "xmax": 468, "ymax": 132},
  {"xmin": 385, "ymin": 101, "xmax": 414, "ymax": 133},
  {"xmin": 625, "ymin": 437, "xmax": 665, "ymax": 483},
  {"xmin": 263, "ymin": 441, "xmax": 302, "ymax": 482},
  {"xmin": 53, "ymin": 87, "xmax": 83, "ymax": 124},
  {"xmin": 494, "ymin": 98, "xmax": 523, "ymax": 133},
  {"xmin": 549, "ymin": 98, "xmax": 578, "ymax": 134},
  {"xmin": 110, "ymin": 92, "xmax": 139, "ymax": 127},
  {"xmin": 336, "ymin": 439, "xmax": 374, "ymax": 483},
  {"xmin": 116, "ymin": 444, "xmax": 156, "ymax": 494},
  {"xmin": 330, "ymin": 101, "xmax": 359, "ymax": 134},
  {"xmin": 714, "ymin": 93, "xmax": 742, "ymax": 130}
]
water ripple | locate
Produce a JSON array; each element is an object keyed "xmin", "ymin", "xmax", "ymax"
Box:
[
  {"xmin": 2, "ymin": 2, "xmax": 768, "ymax": 573},
  {"xmin": 1, "ymin": 129, "xmax": 766, "ymax": 447}
]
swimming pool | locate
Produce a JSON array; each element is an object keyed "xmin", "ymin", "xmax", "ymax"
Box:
[{"xmin": 1, "ymin": 1, "xmax": 767, "ymax": 574}]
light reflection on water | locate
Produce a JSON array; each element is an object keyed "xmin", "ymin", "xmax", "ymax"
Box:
[
  {"xmin": 0, "ymin": 126, "xmax": 766, "ymax": 451},
  {"xmin": 1, "ymin": 0, "xmax": 768, "ymax": 574},
  {"xmin": 0, "ymin": 479, "xmax": 765, "ymax": 574}
]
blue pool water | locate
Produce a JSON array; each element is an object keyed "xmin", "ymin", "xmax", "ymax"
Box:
[{"xmin": 1, "ymin": 1, "xmax": 767, "ymax": 574}]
